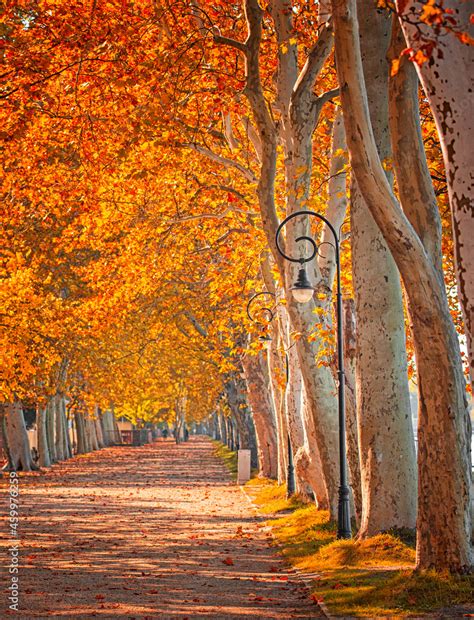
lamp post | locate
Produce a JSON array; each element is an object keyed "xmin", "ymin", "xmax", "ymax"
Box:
[
  {"xmin": 283, "ymin": 345, "xmax": 296, "ymax": 498},
  {"xmin": 275, "ymin": 210, "xmax": 351, "ymax": 539},
  {"xmin": 246, "ymin": 292, "xmax": 296, "ymax": 499},
  {"xmin": 229, "ymin": 418, "xmax": 235, "ymax": 451}
]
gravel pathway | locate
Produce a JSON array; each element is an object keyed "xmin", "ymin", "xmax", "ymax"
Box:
[{"xmin": 1, "ymin": 436, "xmax": 323, "ymax": 619}]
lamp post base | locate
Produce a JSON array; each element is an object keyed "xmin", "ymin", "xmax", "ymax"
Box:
[{"xmin": 337, "ymin": 484, "xmax": 352, "ymax": 539}]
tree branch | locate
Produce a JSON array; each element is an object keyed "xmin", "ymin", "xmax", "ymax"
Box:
[
  {"xmin": 292, "ymin": 23, "xmax": 334, "ymax": 115},
  {"xmin": 213, "ymin": 34, "xmax": 247, "ymax": 53},
  {"xmin": 184, "ymin": 311, "xmax": 209, "ymax": 338},
  {"xmin": 243, "ymin": 0, "xmax": 276, "ymax": 140},
  {"xmin": 312, "ymin": 87, "xmax": 340, "ymax": 116},
  {"xmin": 243, "ymin": 0, "xmax": 283, "ymax": 270},
  {"xmin": 240, "ymin": 115, "xmax": 262, "ymax": 163},
  {"xmin": 182, "ymin": 143, "xmax": 258, "ymax": 184},
  {"xmin": 222, "ymin": 112, "xmax": 240, "ymax": 150}
]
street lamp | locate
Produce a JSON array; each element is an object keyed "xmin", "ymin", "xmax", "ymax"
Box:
[
  {"xmin": 246, "ymin": 291, "xmax": 276, "ymax": 347},
  {"xmin": 275, "ymin": 210, "xmax": 352, "ymax": 539},
  {"xmin": 246, "ymin": 291, "xmax": 296, "ymax": 499}
]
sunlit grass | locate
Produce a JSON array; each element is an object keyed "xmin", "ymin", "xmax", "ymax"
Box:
[
  {"xmin": 317, "ymin": 533, "xmax": 415, "ymax": 568},
  {"xmin": 245, "ymin": 480, "xmax": 474, "ymax": 617},
  {"xmin": 248, "ymin": 478, "xmax": 307, "ymax": 514}
]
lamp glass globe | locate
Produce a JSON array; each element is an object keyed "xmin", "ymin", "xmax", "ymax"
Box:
[{"xmin": 292, "ymin": 287, "xmax": 314, "ymax": 304}]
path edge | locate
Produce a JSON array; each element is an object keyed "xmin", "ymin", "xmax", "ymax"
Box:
[{"xmin": 238, "ymin": 484, "xmax": 334, "ymax": 620}]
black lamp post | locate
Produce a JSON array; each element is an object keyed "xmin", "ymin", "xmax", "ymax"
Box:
[
  {"xmin": 246, "ymin": 292, "xmax": 296, "ymax": 498},
  {"xmin": 283, "ymin": 346, "xmax": 296, "ymax": 498},
  {"xmin": 275, "ymin": 210, "xmax": 351, "ymax": 539},
  {"xmin": 229, "ymin": 418, "xmax": 235, "ymax": 451}
]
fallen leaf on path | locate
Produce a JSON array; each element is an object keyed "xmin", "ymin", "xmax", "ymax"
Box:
[{"xmin": 311, "ymin": 594, "xmax": 324, "ymax": 604}]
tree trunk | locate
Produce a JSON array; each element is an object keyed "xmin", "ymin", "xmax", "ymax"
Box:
[
  {"xmin": 246, "ymin": 412, "xmax": 259, "ymax": 469},
  {"xmin": 84, "ymin": 417, "xmax": 92, "ymax": 450},
  {"xmin": 298, "ymin": 387, "xmax": 330, "ymax": 509},
  {"xmin": 396, "ymin": 1, "xmax": 474, "ymax": 390},
  {"xmin": 37, "ymin": 403, "xmax": 51, "ymax": 468},
  {"xmin": 388, "ymin": 12, "xmax": 474, "ymax": 550},
  {"xmin": 88, "ymin": 417, "xmax": 99, "ymax": 451},
  {"xmin": 63, "ymin": 403, "xmax": 72, "ymax": 459},
  {"xmin": 343, "ymin": 298, "xmax": 362, "ymax": 524},
  {"xmin": 332, "ymin": 0, "xmax": 473, "ymax": 571},
  {"xmin": 213, "ymin": 412, "xmax": 221, "ymax": 441},
  {"xmin": 351, "ymin": 1, "xmax": 417, "ymax": 537},
  {"xmin": 225, "ymin": 417, "xmax": 231, "ymax": 449},
  {"xmin": 3, "ymin": 401, "xmax": 37, "ymax": 471},
  {"xmin": 224, "ymin": 373, "xmax": 251, "ymax": 449},
  {"xmin": 243, "ymin": 0, "xmax": 341, "ymax": 517},
  {"xmin": 219, "ymin": 409, "xmax": 227, "ymax": 445},
  {"xmin": 94, "ymin": 407, "xmax": 105, "ymax": 449},
  {"xmin": 387, "ymin": 17, "xmax": 443, "ymax": 275},
  {"xmin": 54, "ymin": 395, "xmax": 65, "ymax": 461},
  {"xmin": 101, "ymin": 408, "xmax": 120, "ymax": 445},
  {"xmin": 102, "ymin": 409, "xmax": 116, "ymax": 446},
  {"xmin": 46, "ymin": 397, "xmax": 57, "ymax": 463},
  {"xmin": 100, "ymin": 410, "xmax": 110, "ymax": 446},
  {"xmin": 208, "ymin": 413, "xmax": 216, "ymax": 439},
  {"xmin": 285, "ymin": 338, "xmax": 319, "ymax": 500},
  {"xmin": 267, "ymin": 334, "xmax": 287, "ymax": 484},
  {"xmin": 242, "ymin": 351, "xmax": 279, "ymax": 479},
  {"xmin": 111, "ymin": 411, "xmax": 121, "ymax": 444},
  {"xmin": 1, "ymin": 410, "xmax": 13, "ymax": 470},
  {"xmin": 85, "ymin": 417, "xmax": 92, "ymax": 452},
  {"xmin": 75, "ymin": 412, "xmax": 87, "ymax": 454},
  {"xmin": 352, "ymin": 178, "xmax": 417, "ymax": 535},
  {"xmin": 287, "ymin": 304, "xmax": 340, "ymax": 514},
  {"xmin": 227, "ymin": 417, "xmax": 235, "ymax": 450},
  {"xmin": 174, "ymin": 398, "xmax": 185, "ymax": 443}
]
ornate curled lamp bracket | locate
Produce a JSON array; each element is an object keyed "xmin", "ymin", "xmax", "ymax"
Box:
[
  {"xmin": 275, "ymin": 209, "xmax": 340, "ymax": 264},
  {"xmin": 246, "ymin": 291, "xmax": 276, "ymax": 325}
]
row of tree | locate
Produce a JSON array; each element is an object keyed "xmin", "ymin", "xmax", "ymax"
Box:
[
  {"xmin": 1, "ymin": 0, "xmax": 472, "ymax": 573},
  {"xmin": 2, "ymin": 398, "xmax": 122, "ymax": 471}
]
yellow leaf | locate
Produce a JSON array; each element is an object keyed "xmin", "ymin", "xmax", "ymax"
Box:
[{"xmin": 390, "ymin": 58, "xmax": 400, "ymax": 77}]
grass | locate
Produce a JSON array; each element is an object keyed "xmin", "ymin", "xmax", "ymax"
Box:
[
  {"xmin": 212, "ymin": 440, "xmax": 238, "ymax": 480},
  {"xmin": 246, "ymin": 478, "xmax": 308, "ymax": 514},
  {"xmin": 244, "ymin": 481, "xmax": 474, "ymax": 617}
]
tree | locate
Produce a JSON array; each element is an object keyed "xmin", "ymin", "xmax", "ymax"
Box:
[
  {"xmin": 395, "ymin": 1, "xmax": 474, "ymax": 390},
  {"xmin": 351, "ymin": 0, "xmax": 416, "ymax": 537},
  {"xmin": 2, "ymin": 402, "xmax": 37, "ymax": 471},
  {"xmin": 241, "ymin": 349, "xmax": 279, "ymax": 479},
  {"xmin": 331, "ymin": 0, "xmax": 472, "ymax": 572}
]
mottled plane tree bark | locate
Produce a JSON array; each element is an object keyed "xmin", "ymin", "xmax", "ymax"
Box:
[
  {"xmin": 396, "ymin": 1, "xmax": 474, "ymax": 390},
  {"xmin": 331, "ymin": 0, "xmax": 472, "ymax": 572},
  {"xmin": 351, "ymin": 1, "xmax": 417, "ymax": 537}
]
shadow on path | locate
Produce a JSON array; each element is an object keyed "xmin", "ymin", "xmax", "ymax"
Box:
[{"xmin": 1, "ymin": 436, "xmax": 322, "ymax": 619}]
